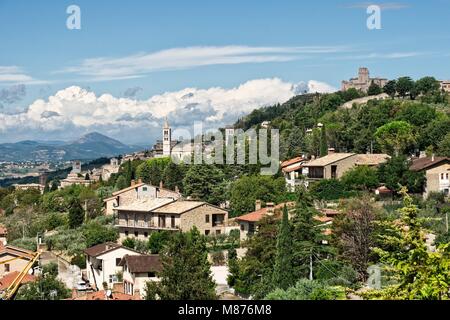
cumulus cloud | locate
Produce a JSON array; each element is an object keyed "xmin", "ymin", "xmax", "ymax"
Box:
[{"xmin": 0, "ymin": 78, "xmax": 336, "ymax": 144}]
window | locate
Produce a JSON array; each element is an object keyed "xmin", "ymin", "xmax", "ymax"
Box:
[
  {"xmin": 134, "ymin": 231, "xmax": 138, "ymax": 237},
  {"xmin": 442, "ymin": 173, "xmax": 445, "ymax": 180},
  {"xmin": 143, "ymin": 187, "xmax": 147, "ymax": 191},
  {"xmin": 205, "ymin": 230, "xmax": 210, "ymax": 235},
  {"xmin": 216, "ymin": 230, "xmax": 221, "ymax": 235},
  {"xmin": 240, "ymin": 224, "xmax": 245, "ymax": 231},
  {"xmin": 5, "ymin": 264, "xmax": 10, "ymax": 272},
  {"xmin": 144, "ymin": 232, "xmax": 148, "ymax": 238},
  {"xmin": 125, "ymin": 231, "xmax": 129, "ymax": 236},
  {"xmin": 205, "ymin": 215, "xmax": 210, "ymax": 223},
  {"xmin": 109, "ymin": 274, "xmax": 118, "ymax": 284},
  {"xmin": 171, "ymin": 216, "xmax": 176, "ymax": 228},
  {"xmin": 148, "ymin": 272, "xmax": 155, "ymax": 278},
  {"xmin": 116, "ymin": 258, "xmax": 121, "ymax": 266}
]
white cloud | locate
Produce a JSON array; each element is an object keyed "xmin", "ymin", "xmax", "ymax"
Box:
[
  {"xmin": 328, "ymin": 52, "xmax": 425, "ymax": 60},
  {"xmin": 0, "ymin": 78, "xmax": 336, "ymax": 144},
  {"xmin": 0, "ymin": 66, "xmax": 48, "ymax": 85},
  {"xmin": 56, "ymin": 45, "xmax": 348, "ymax": 81}
]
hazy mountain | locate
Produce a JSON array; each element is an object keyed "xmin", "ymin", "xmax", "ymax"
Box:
[{"xmin": 0, "ymin": 132, "xmax": 141, "ymax": 162}]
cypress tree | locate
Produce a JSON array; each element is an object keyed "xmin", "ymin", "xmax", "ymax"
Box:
[
  {"xmin": 319, "ymin": 124, "xmax": 328, "ymax": 157},
  {"xmin": 68, "ymin": 198, "xmax": 84, "ymax": 228},
  {"xmin": 272, "ymin": 205, "xmax": 294, "ymax": 290},
  {"xmin": 50, "ymin": 181, "xmax": 58, "ymax": 191},
  {"xmin": 157, "ymin": 227, "xmax": 217, "ymax": 300}
]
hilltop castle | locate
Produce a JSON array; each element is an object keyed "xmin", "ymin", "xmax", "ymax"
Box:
[{"xmin": 341, "ymin": 67, "xmax": 388, "ymax": 93}]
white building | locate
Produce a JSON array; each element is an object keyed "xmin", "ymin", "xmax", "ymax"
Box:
[
  {"xmin": 84, "ymin": 242, "xmax": 141, "ymax": 290},
  {"xmin": 119, "ymin": 254, "xmax": 161, "ymax": 298}
]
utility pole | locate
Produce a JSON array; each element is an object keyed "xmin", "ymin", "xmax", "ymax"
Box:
[{"xmin": 309, "ymin": 249, "xmax": 313, "ymax": 280}]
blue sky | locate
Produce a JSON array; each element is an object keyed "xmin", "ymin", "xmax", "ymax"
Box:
[{"xmin": 1, "ymin": 0, "xmax": 450, "ymax": 144}]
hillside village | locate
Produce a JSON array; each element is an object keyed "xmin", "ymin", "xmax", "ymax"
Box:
[{"xmin": 1, "ymin": 68, "xmax": 450, "ymax": 300}]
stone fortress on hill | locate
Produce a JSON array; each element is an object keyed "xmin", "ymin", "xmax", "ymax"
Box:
[
  {"xmin": 342, "ymin": 67, "xmax": 450, "ymax": 93},
  {"xmin": 341, "ymin": 67, "xmax": 388, "ymax": 92}
]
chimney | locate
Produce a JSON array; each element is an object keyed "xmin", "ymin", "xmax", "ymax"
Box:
[
  {"xmin": 266, "ymin": 202, "xmax": 275, "ymax": 216},
  {"xmin": 255, "ymin": 199, "xmax": 262, "ymax": 211},
  {"xmin": 130, "ymin": 179, "xmax": 136, "ymax": 187},
  {"xmin": 328, "ymin": 148, "xmax": 335, "ymax": 154},
  {"xmin": 159, "ymin": 181, "xmax": 164, "ymax": 189}
]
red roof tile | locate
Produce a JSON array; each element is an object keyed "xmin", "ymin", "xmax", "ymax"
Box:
[
  {"xmin": 71, "ymin": 290, "xmax": 140, "ymax": 300},
  {"xmin": 410, "ymin": 157, "xmax": 450, "ymax": 171},
  {"xmin": 235, "ymin": 202, "xmax": 295, "ymax": 223},
  {"xmin": 314, "ymin": 216, "xmax": 333, "ymax": 223},
  {"xmin": 0, "ymin": 271, "xmax": 36, "ymax": 291},
  {"xmin": 281, "ymin": 156, "xmax": 304, "ymax": 168}
]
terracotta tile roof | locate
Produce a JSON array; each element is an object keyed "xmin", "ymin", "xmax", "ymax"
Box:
[
  {"xmin": 376, "ymin": 186, "xmax": 393, "ymax": 194},
  {"xmin": 84, "ymin": 242, "xmax": 122, "ymax": 257},
  {"xmin": 0, "ymin": 245, "xmax": 35, "ymax": 260},
  {"xmin": 71, "ymin": 290, "xmax": 140, "ymax": 300},
  {"xmin": 115, "ymin": 197, "xmax": 175, "ymax": 212},
  {"xmin": 303, "ymin": 153, "xmax": 356, "ymax": 167},
  {"xmin": 153, "ymin": 200, "xmax": 227, "ymax": 214},
  {"xmin": 0, "ymin": 271, "xmax": 36, "ymax": 291},
  {"xmin": 235, "ymin": 202, "xmax": 295, "ymax": 223},
  {"xmin": 112, "ymin": 183, "xmax": 146, "ymax": 196},
  {"xmin": 410, "ymin": 157, "xmax": 450, "ymax": 171},
  {"xmin": 282, "ymin": 163, "xmax": 303, "ymax": 173},
  {"xmin": 355, "ymin": 154, "xmax": 390, "ymax": 166},
  {"xmin": 281, "ymin": 156, "xmax": 304, "ymax": 168},
  {"xmin": 314, "ymin": 216, "xmax": 333, "ymax": 223},
  {"xmin": 119, "ymin": 254, "xmax": 162, "ymax": 273},
  {"xmin": 318, "ymin": 208, "xmax": 340, "ymax": 216}
]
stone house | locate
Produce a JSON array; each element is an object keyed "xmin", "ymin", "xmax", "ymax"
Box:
[
  {"xmin": 119, "ymin": 254, "xmax": 162, "ymax": 298},
  {"xmin": 114, "ymin": 199, "xmax": 228, "ymax": 241},
  {"xmin": 0, "ymin": 244, "xmax": 34, "ymax": 277},
  {"xmin": 410, "ymin": 156, "xmax": 450, "ymax": 198},
  {"xmin": 103, "ymin": 180, "xmax": 181, "ymax": 216},
  {"xmin": 235, "ymin": 201, "xmax": 295, "ymax": 241},
  {"xmin": 302, "ymin": 152, "xmax": 389, "ymax": 181}
]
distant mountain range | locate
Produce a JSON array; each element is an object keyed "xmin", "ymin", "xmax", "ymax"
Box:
[{"xmin": 0, "ymin": 132, "xmax": 143, "ymax": 162}]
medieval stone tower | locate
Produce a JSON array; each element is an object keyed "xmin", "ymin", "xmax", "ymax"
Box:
[{"xmin": 358, "ymin": 67, "xmax": 369, "ymax": 84}]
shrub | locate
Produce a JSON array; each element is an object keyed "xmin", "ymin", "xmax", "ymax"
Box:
[
  {"xmin": 71, "ymin": 254, "xmax": 86, "ymax": 269},
  {"xmin": 122, "ymin": 237, "xmax": 136, "ymax": 249},
  {"xmin": 265, "ymin": 279, "xmax": 346, "ymax": 300},
  {"xmin": 309, "ymin": 179, "xmax": 352, "ymax": 200},
  {"xmin": 211, "ymin": 251, "xmax": 226, "ymax": 266}
]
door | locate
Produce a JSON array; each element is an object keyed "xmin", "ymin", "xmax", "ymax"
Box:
[{"xmin": 331, "ymin": 165, "xmax": 337, "ymax": 179}]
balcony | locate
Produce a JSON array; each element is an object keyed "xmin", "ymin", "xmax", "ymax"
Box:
[{"xmin": 115, "ymin": 219, "xmax": 179, "ymax": 231}]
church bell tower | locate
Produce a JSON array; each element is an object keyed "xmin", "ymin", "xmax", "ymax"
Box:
[{"xmin": 163, "ymin": 117, "xmax": 171, "ymax": 156}]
